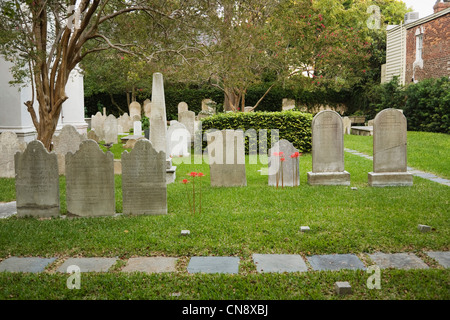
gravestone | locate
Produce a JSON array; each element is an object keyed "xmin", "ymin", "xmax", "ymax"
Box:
[
  {"xmin": 368, "ymin": 108, "xmax": 413, "ymax": 187},
  {"xmin": 121, "ymin": 139, "xmax": 167, "ymax": 215},
  {"xmin": 167, "ymin": 122, "xmax": 190, "ymax": 157},
  {"xmin": 90, "ymin": 112, "xmax": 106, "ymax": 141},
  {"xmin": 307, "ymin": 110, "xmax": 350, "ymax": 185},
  {"xmin": 268, "ymin": 139, "xmax": 300, "ymax": 187},
  {"xmin": 118, "ymin": 113, "xmax": 133, "ymax": 133},
  {"xmin": 104, "ymin": 114, "xmax": 118, "ymax": 144},
  {"xmin": 15, "ymin": 140, "xmax": 60, "ymax": 217},
  {"xmin": 150, "ymin": 73, "xmax": 168, "ymax": 156},
  {"xmin": 65, "ymin": 139, "xmax": 115, "ymax": 217},
  {"xmin": 0, "ymin": 131, "xmax": 26, "ymax": 178},
  {"xmin": 87, "ymin": 130, "xmax": 100, "ymax": 142},
  {"xmin": 133, "ymin": 119, "xmax": 142, "ymax": 137},
  {"xmin": 342, "ymin": 116, "xmax": 351, "ymax": 135},
  {"xmin": 52, "ymin": 125, "xmax": 87, "ymax": 175},
  {"xmin": 282, "ymin": 98, "xmax": 296, "ymax": 111},
  {"xmin": 178, "ymin": 102, "xmax": 188, "ymax": 114},
  {"xmin": 143, "ymin": 101, "xmax": 152, "ymax": 118},
  {"xmin": 178, "ymin": 110, "xmax": 195, "ymax": 141},
  {"xmin": 129, "ymin": 101, "xmax": 141, "ymax": 119},
  {"xmin": 206, "ymin": 129, "xmax": 246, "ymax": 187}
]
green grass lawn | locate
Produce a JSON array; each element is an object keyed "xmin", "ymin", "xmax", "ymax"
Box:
[
  {"xmin": 344, "ymin": 131, "xmax": 450, "ymax": 179},
  {"xmin": 0, "ymin": 131, "xmax": 448, "ymax": 300}
]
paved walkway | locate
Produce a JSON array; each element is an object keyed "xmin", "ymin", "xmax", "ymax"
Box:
[
  {"xmin": 0, "ymin": 251, "xmax": 448, "ymax": 274},
  {"xmin": 345, "ymin": 148, "xmax": 450, "ymax": 186}
]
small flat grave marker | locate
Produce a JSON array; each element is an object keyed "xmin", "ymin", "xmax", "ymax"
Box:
[
  {"xmin": 0, "ymin": 257, "xmax": 56, "ymax": 273},
  {"xmin": 307, "ymin": 254, "xmax": 366, "ymax": 271},
  {"xmin": 252, "ymin": 254, "xmax": 308, "ymax": 273},
  {"xmin": 187, "ymin": 256, "xmax": 239, "ymax": 274}
]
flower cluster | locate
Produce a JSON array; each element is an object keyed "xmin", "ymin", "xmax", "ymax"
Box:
[{"xmin": 182, "ymin": 172, "xmax": 205, "ymax": 215}]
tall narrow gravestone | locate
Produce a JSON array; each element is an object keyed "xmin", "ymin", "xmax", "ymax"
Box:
[
  {"xmin": 368, "ymin": 108, "xmax": 413, "ymax": 187},
  {"xmin": 15, "ymin": 140, "xmax": 60, "ymax": 217},
  {"xmin": 122, "ymin": 140, "xmax": 167, "ymax": 215},
  {"xmin": 150, "ymin": 73, "xmax": 168, "ymax": 156},
  {"xmin": 207, "ymin": 129, "xmax": 246, "ymax": 187},
  {"xmin": 65, "ymin": 140, "xmax": 115, "ymax": 217},
  {"xmin": 0, "ymin": 131, "xmax": 26, "ymax": 178},
  {"xmin": 307, "ymin": 110, "xmax": 350, "ymax": 185},
  {"xmin": 268, "ymin": 139, "xmax": 300, "ymax": 187},
  {"xmin": 178, "ymin": 102, "xmax": 188, "ymax": 114},
  {"xmin": 52, "ymin": 125, "xmax": 86, "ymax": 175}
]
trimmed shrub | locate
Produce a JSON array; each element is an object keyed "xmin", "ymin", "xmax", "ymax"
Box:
[
  {"xmin": 200, "ymin": 111, "xmax": 313, "ymax": 154},
  {"xmin": 403, "ymin": 77, "xmax": 450, "ymax": 134}
]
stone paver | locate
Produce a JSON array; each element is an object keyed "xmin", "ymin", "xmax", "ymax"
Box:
[
  {"xmin": 368, "ymin": 253, "xmax": 429, "ymax": 270},
  {"xmin": 57, "ymin": 257, "xmax": 118, "ymax": 273},
  {"xmin": 425, "ymin": 251, "xmax": 450, "ymax": 268},
  {"xmin": 252, "ymin": 254, "xmax": 308, "ymax": 273},
  {"xmin": 0, "ymin": 201, "xmax": 17, "ymax": 219},
  {"xmin": 187, "ymin": 256, "xmax": 239, "ymax": 274},
  {"xmin": 307, "ymin": 254, "xmax": 366, "ymax": 271},
  {"xmin": 122, "ymin": 257, "xmax": 177, "ymax": 273},
  {"xmin": 0, "ymin": 257, "xmax": 56, "ymax": 273}
]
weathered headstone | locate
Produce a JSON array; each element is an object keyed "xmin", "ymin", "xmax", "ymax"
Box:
[
  {"xmin": 206, "ymin": 129, "xmax": 246, "ymax": 187},
  {"xmin": 150, "ymin": 73, "xmax": 168, "ymax": 156},
  {"xmin": 91, "ymin": 112, "xmax": 106, "ymax": 141},
  {"xmin": 178, "ymin": 110, "xmax": 195, "ymax": 141},
  {"xmin": 143, "ymin": 101, "xmax": 152, "ymax": 118},
  {"xmin": 104, "ymin": 114, "xmax": 118, "ymax": 144},
  {"xmin": 282, "ymin": 98, "xmax": 296, "ymax": 111},
  {"xmin": 133, "ymin": 120, "xmax": 142, "ymax": 137},
  {"xmin": 65, "ymin": 139, "xmax": 115, "ymax": 217},
  {"xmin": 307, "ymin": 110, "xmax": 350, "ymax": 185},
  {"xmin": 368, "ymin": 108, "xmax": 413, "ymax": 187},
  {"xmin": 87, "ymin": 130, "xmax": 100, "ymax": 142},
  {"xmin": 342, "ymin": 116, "xmax": 352, "ymax": 135},
  {"xmin": 52, "ymin": 125, "xmax": 87, "ymax": 175},
  {"xmin": 0, "ymin": 131, "xmax": 26, "ymax": 178},
  {"xmin": 167, "ymin": 122, "xmax": 190, "ymax": 157},
  {"xmin": 268, "ymin": 139, "xmax": 300, "ymax": 187},
  {"xmin": 178, "ymin": 102, "xmax": 188, "ymax": 114},
  {"xmin": 118, "ymin": 113, "xmax": 133, "ymax": 133},
  {"xmin": 121, "ymin": 139, "xmax": 167, "ymax": 215},
  {"xmin": 129, "ymin": 101, "xmax": 141, "ymax": 119},
  {"xmin": 15, "ymin": 140, "xmax": 59, "ymax": 217}
]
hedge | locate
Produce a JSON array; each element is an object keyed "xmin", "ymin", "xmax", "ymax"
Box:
[
  {"xmin": 403, "ymin": 77, "xmax": 450, "ymax": 134},
  {"xmin": 200, "ymin": 111, "xmax": 313, "ymax": 154}
]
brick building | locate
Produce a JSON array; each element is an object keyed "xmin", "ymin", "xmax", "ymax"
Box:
[{"xmin": 383, "ymin": 1, "xmax": 450, "ymax": 84}]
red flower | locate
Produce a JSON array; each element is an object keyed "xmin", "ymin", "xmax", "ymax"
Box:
[
  {"xmin": 197, "ymin": 172, "xmax": 205, "ymax": 177},
  {"xmin": 182, "ymin": 179, "xmax": 189, "ymax": 184},
  {"xmin": 280, "ymin": 157, "xmax": 285, "ymax": 162},
  {"xmin": 290, "ymin": 151, "xmax": 300, "ymax": 158},
  {"xmin": 188, "ymin": 172, "xmax": 197, "ymax": 177}
]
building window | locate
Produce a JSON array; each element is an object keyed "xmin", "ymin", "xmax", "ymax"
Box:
[{"xmin": 416, "ymin": 34, "xmax": 423, "ymax": 61}]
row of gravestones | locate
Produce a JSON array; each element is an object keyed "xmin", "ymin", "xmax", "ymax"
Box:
[
  {"xmin": 14, "ymin": 139, "xmax": 167, "ymax": 218},
  {"xmin": 0, "ymin": 122, "xmax": 192, "ymax": 179},
  {"xmin": 206, "ymin": 108, "xmax": 412, "ymax": 188},
  {"xmin": 89, "ymin": 109, "xmax": 196, "ymax": 147}
]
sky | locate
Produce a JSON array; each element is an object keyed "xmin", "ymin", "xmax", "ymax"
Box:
[{"xmin": 401, "ymin": 0, "xmax": 435, "ymax": 18}]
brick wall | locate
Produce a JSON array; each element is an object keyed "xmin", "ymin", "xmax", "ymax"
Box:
[{"xmin": 405, "ymin": 13, "xmax": 450, "ymax": 83}]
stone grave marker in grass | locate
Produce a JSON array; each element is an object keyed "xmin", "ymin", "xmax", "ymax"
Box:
[
  {"xmin": 368, "ymin": 108, "xmax": 413, "ymax": 187},
  {"xmin": 15, "ymin": 140, "xmax": 60, "ymax": 217},
  {"xmin": 65, "ymin": 139, "xmax": 115, "ymax": 217},
  {"xmin": 307, "ymin": 110, "xmax": 350, "ymax": 186}
]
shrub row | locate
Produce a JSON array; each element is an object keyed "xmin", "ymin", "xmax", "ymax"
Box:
[{"xmin": 200, "ymin": 111, "xmax": 313, "ymax": 154}]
